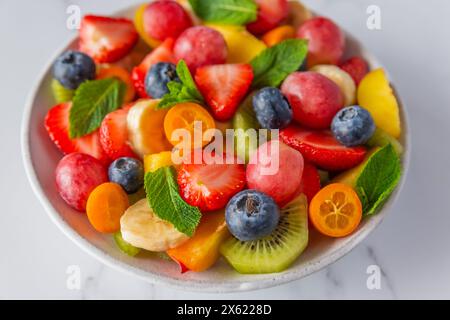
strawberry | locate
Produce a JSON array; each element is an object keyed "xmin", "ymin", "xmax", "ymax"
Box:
[
  {"xmin": 45, "ymin": 103, "xmax": 109, "ymax": 164},
  {"xmin": 295, "ymin": 162, "xmax": 321, "ymax": 203},
  {"xmin": 339, "ymin": 56, "xmax": 369, "ymax": 85},
  {"xmin": 99, "ymin": 104, "xmax": 138, "ymax": 160},
  {"xmin": 131, "ymin": 38, "xmax": 176, "ymax": 98},
  {"xmin": 79, "ymin": 15, "xmax": 138, "ymax": 63},
  {"xmin": 177, "ymin": 156, "xmax": 246, "ymax": 212},
  {"xmin": 280, "ymin": 125, "xmax": 367, "ymax": 171},
  {"xmin": 195, "ymin": 64, "xmax": 254, "ymax": 121}
]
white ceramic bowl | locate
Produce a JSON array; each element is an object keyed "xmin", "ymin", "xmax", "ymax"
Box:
[{"xmin": 21, "ymin": 3, "xmax": 410, "ymax": 293}]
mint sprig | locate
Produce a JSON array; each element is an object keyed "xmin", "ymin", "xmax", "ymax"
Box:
[
  {"xmin": 144, "ymin": 166, "xmax": 201, "ymax": 236},
  {"xmin": 69, "ymin": 78, "xmax": 124, "ymax": 138},
  {"xmin": 250, "ymin": 39, "xmax": 308, "ymax": 89},
  {"xmin": 189, "ymin": 0, "xmax": 257, "ymax": 25},
  {"xmin": 158, "ymin": 60, "xmax": 204, "ymax": 109},
  {"xmin": 356, "ymin": 144, "xmax": 402, "ymax": 215}
]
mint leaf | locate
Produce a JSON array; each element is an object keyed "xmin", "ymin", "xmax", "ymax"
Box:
[
  {"xmin": 144, "ymin": 167, "xmax": 201, "ymax": 236},
  {"xmin": 355, "ymin": 144, "xmax": 402, "ymax": 215},
  {"xmin": 69, "ymin": 78, "xmax": 124, "ymax": 138},
  {"xmin": 158, "ymin": 60, "xmax": 204, "ymax": 109},
  {"xmin": 250, "ymin": 39, "xmax": 308, "ymax": 89},
  {"xmin": 189, "ymin": 0, "xmax": 257, "ymax": 25}
]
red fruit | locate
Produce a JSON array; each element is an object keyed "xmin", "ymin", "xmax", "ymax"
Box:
[
  {"xmin": 280, "ymin": 125, "xmax": 367, "ymax": 171},
  {"xmin": 246, "ymin": 140, "xmax": 304, "ymax": 206},
  {"xmin": 281, "ymin": 72, "xmax": 343, "ymax": 129},
  {"xmin": 297, "ymin": 17, "xmax": 345, "ymax": 67},
  {"xmin": 195, "ymin": 64, "xmax": 253, "ymax": 121},
  {"xmin": 131, "ymin": 38, "xmax": 176, "ymax": 98},
  {"xmin": 45, "ymin": 103, "xmax": 109, "ymax": 164},
  {"xmin": 99, "ymin": 105, "xmax": 137, "ymax": 160},
  {"xmin": 177, "ymin": 156, "xmax": 246, "ymax": 212},
  {"xmin": 79, "ymin": 15, "xmax": 138, "ymax": 63},
  {"xmin": 295, "ymin": 162, "xmax": 321, "ymax": 203},
  {"xmin": 143, "ymin": 1, "xmax": 192, "ymax": 41},
  {"xmin": 247, "ymin": 0, "xmax": 289, "ymax": 35},
  {"xmin": 339, "ymin": 56, "xmax": 369, "ymax": 85},
  {"xmin": 174, "ymin": 26, "xmax": 227, "ymax": 73},
  {"xmin": 56, "ymin": 153, "xmax": 108, "ymax": 211}
]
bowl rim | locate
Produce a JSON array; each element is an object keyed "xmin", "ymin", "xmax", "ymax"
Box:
[{"xmin": 20, "ymin": 3, "xmax": 411, "ymax": 293}]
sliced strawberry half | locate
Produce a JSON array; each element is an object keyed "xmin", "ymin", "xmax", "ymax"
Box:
[
  {"xmin": 45, "ymin": 103, "xmax": 109, "ymax": 164},
  {"xmin": 280, "ymin": 125, "xmax": 367, "ymax": 171},
  {"xmin": 99, "ymin": 104, "xmax": 138, "ymax": 160},
  {"xmin": 294, "ymin": 161, "xmax": 321, "ymax": 203},
  {"xmin": 195, "ymin": 64, "xmax": 254, "ymax": 121},
  {"xmin": 247, "ymin": 0, "xmax": 289, "ymax": 35},
  {"xmin": 177, "ymin": 156, "xmax": 246, "ymax": 212},
  {"xmin": 131, "ymin": 38, "xmax": 176, "ymax": 98},
  {"xmin": 79, "ymin": 15, "xmax": 138, "ymax": 63}
]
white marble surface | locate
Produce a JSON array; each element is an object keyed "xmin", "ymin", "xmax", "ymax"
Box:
[{"xmin": 1, "ymin": 0, "xmax": 449, "ymax": 299}]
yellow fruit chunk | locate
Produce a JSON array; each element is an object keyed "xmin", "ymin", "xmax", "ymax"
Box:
[
  {"xmin": 167, "ymin": 211, "xmax": 230, "ymax": 272},
  {"xmin": 144, "ymin": 151, "xmax": 174, "ymax": 173},
  {"xmin": 357, "ymin": 69, "xmax": 401, "ymax": 138},
  {"xmin": 134, "ymin": 3, "xmax": 161, "ymax": 48},
  {"xmin": 207, "ymin": 24, "xmax": 267, "ymax": 63},
  {"xmin": 127, "ymin": 99, "xmax": 173, "ymax": 157}
]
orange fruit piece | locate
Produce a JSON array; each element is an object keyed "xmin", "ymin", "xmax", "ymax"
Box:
[
  {"xmin": 164, "ymin": 103, "xmax": 216, "ymax": 148},
  {"xmin": 167, "ymin": 211, "xmax": 230, "ymax": 272},
  {"xmin": 97, "ymin": 64, "xmax": 136, "ymax": 102},
  {"xmin": 86, "ymin": 182, "xmax": 130, "ymax": 233},
  {"xmin": 262, "ymin": 25, "xmax": 296, "ymax": 47},
  {"xmin": 309, "ymin": 183, "xmax": 362, "ymax": 237}
]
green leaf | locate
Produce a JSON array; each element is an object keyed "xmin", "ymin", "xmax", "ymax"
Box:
[
  {"xmin": 250, "ymin": 39, "xmax": 308, "ymax": 89},
  {"xmin": 69, "ymin": 78, "xmax": 125, "ymax": 138},
  {"xmin": 144, "ymin": 167, "xmax": 201, "ymax": 236},
  {"xmin": 157, "ymin": 60, "xmax": 204, "ymax": 109},
  {"xmin": 355, "ymin": 144, "xmax": 402, "ymax": 215},
  {"xmin": 189, "ymin": 0, "xmax": 257, "ymax": 25}
]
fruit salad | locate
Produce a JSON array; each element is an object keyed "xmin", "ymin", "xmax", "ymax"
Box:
[{"xmin": 45, "ymin": 0, "xmax": 403, "ymax": 275}]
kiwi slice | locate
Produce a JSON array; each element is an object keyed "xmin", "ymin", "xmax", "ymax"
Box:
[
  {"xmin": 51, "ymin": 79, "xmax": 74, "ymax": 103},
  {"xmin": 220, "ymin": 194, "xmax": 309, "ymax": 274},
  {"xmin": 232, "ymin": 93, "xmax": 261, "ymax": 164},
  {"xmin": 114, "ymin": 232, "xmax": 141, "ymax": 257},
  {"xmin": 366, "ymin": 128, "xmax": 403, "ymax": 155}
]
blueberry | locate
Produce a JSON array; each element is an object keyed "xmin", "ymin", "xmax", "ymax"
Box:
[
  {"xmin": 225, "ymin": 190, "xmax": 280, "ymax": 241},
  {"xmin": 52, "ymin": 50, "xmax": 96, "ymax": 90},
  {"xmin": 108, "ymin": 157, "xmax": 144, "ymax": 194},
  {"xmin": 252, "ymin": 87, "xmax": 293, "ymax": 129},
  {"xmin": 331, "ymin": 105, "xmax": 376, "ymax": 147},
  {"xmin": 145, "ymin": 62, "xmax": 180, "ymax": 98}
]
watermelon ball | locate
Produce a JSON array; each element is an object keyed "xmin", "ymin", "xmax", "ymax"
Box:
[
  {"xmin": 174, "ymin": 26, "xmax": 227, "ymax": 73},
  {"xmin": 247, "ymin": 0, "xmax": 289, "ymax": 35},
  {"xmin": 55, "ymin": 153, "xmax": 108, "ymax": 211},
  {"xmin": 297, "ymin": 17, "xmax": 345, "ymax": 68},
  {"xmin": 281, "ymin": 71, "xmax": 344, "ymax": 129},
  {"xmin": 143, "ymin": 1, "xmax": 193, "ymax": 41}
]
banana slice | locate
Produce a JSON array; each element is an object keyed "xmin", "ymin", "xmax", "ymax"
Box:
[
  {"xmin": 120, "ymin": 199, "xmax": 189, "ymax": 252},
  {"xmin": 311, "ymin": 65, "xmax": 356, "ymax": 106},
  {"xmin": 127, "ymin": 99, "xmax": 172, "ymax": 157}
]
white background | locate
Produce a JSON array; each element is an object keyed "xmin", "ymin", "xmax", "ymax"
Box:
[{"xmin": 1, "ymin": 0, "xmax": 449, "ymax": 299}]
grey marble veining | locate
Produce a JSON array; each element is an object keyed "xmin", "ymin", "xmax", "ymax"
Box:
[{"xmin": 2, "ymin": 0, "xmax": 450, "ymax": 299}]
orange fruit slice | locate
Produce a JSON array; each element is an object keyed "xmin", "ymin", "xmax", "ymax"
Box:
[
  {"xmin": 164, "ymin": 103, "xmax": 215, "ymax": 148},
  {"xmin": 86, "ymin": 183, "xmax": 130, "ymax": 233},
  {"xmin": 309, "ymin": 183, "xmax": 362, "ymax": 237}
]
